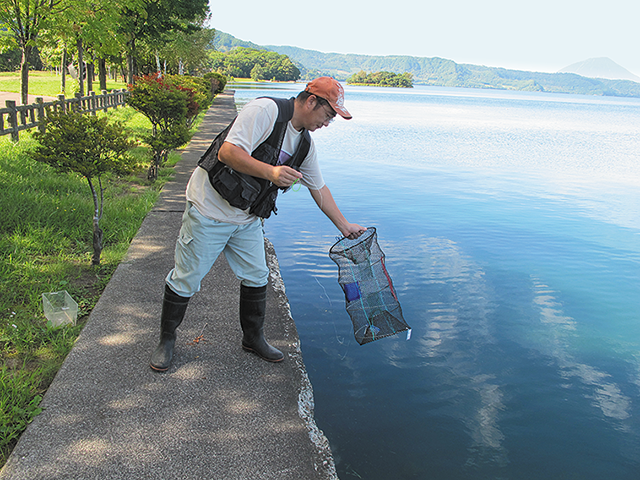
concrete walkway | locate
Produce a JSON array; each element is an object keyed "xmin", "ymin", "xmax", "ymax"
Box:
[{"xmin": 0, "ymin": 92, "xmax": 337, "ymax": 480}]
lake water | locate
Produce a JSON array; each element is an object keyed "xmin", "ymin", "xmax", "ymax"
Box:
[{"xmin": 230, "ymin": 82, "xmax": 640, "ymax": 479}]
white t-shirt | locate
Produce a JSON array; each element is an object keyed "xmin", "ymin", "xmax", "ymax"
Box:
[{"xmin": 186, "ymin": 98, "xmax": 325, "ymax": 224}]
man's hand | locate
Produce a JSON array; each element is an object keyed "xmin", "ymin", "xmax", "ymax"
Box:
[
  {"xmin": 270, "ymin": 165, "xmax": 303, "ymax": 188},
  {"xmin": 341, "ymin": 224, "xmax": 367, "ymax": 240},
  {"xmin": 219, "ymin": 142, "xmax": 302, "ymax": 188}
]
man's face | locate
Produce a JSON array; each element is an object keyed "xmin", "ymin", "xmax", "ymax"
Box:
[{"xmin": 306, "ymin": 96, "xmax": 336, "ymax": 132}]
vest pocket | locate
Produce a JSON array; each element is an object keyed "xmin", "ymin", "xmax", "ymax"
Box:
[
  {"xmin": 249, "ymin": 189, "xmax": 278, "ymax": 219},
  {"xmin": 211, "ymin": 166, "xmax": 261, "ymax": 210}
]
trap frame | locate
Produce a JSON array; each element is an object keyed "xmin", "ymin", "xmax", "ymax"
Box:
[{"xmin": 329, "ymin": 227, "xmax": 410, "ymax": 345}]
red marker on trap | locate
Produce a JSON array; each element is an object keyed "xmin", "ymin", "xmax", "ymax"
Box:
[{"xmin": 329, "ymin": 227, "xmax": 411, "ymax": 345}]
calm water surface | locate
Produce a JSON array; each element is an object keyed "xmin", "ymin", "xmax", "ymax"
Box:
[{"xmin": 231, "ymin": 83, "xmax": 640, "ymax": 479}]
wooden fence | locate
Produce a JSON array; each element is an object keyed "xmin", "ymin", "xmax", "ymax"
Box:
[{"xmin": 0, "ymin": 89, "xmax": 129, "ymax": 141}]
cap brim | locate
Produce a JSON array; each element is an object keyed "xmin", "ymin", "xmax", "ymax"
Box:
[{"xmin": 331, "ymin": 103, "xmax": 352, "ymax": 120}]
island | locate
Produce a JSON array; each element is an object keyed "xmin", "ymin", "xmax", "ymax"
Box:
[{"xmin": 347, "ymin": 70, "xmax": 413, "ymax": 88}]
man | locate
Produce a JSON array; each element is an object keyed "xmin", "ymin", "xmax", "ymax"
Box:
[{"xmin": 150, "ymin": 77, "xmax": 366, "ymax": 372}]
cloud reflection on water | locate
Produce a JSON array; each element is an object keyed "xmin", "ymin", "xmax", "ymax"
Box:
[{"xmin": 531, "ymin": 277, "xmax": 632, "ymax": 425}]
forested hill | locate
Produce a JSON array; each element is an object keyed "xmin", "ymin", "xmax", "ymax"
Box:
[
  {"xmin": 213, "ymin": 31, "xmax": 640, "ymax": 98},
  {"xmin": 213, "ymin": 31, "xmax": 266, "ymax": 53}
]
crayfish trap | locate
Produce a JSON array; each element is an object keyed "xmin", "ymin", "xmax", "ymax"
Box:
[{"xmin": 329, "ymin": 227, "xmax": 410, "ymax": 345}]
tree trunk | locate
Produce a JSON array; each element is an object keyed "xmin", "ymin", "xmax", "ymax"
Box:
[
  {"xmin": 91, "ymin": 217, "xmax": 103, "ymax": 266},
  {"xmin": 147, "ymin": 147, "xmax": 163, "ymax": 181},
  {"xmin": 126, "ymin": 37, "xmax": 136, "ymax": 85},
  {"xmin": 126, "ymin": 54, "xmax": 134, "ymax": 85},
  {"xmin": 20, "ymin": 46, "xmax": 32, "ymax": 105},
  {"xmin": 77, "ymin": 37, "xmax": 85, "ymax": 97},
  {"xmin": 61, "ymin": 49, "xmax": 67, "ymax": 95},
  {"xmin": 87, "ymin": 59, "xmax": 94, "ymax": 92},
  {"xmin": 98, "ymin": 58, "xmax": 107, "ymax": 91},
  {"xmin": 87, "ymin": 176, "xmax": 103, "ymax": 265},
  {"xmin": 155, "ymin": 53, "xmax": 162, "ymax": 76},
  {"xmin": 147, "ymin": 156, "xmax": 158, "ymax": 181}
]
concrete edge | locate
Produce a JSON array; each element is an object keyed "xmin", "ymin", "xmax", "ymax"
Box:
[{"xmin": 265, "ymin": 239, "xmax": 338, "ymax": 479}]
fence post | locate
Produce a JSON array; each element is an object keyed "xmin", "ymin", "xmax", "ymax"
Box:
[
  {"xmin": 90, "ymin": 91, "xmax": 97, "ymax": 116},
  {"xmin": 36, "ymin": 97, "xmax": 46, "ymax": 133},
  {"xmin": 6, "ymin": 100, "xmax": 19, "ymax": 141},
  {"xmin": 1, "ymin": 90, "xmax": 129, "ymax": 140},
  {"xmin": 69, "ymin": 92, "xmax": 82, "ymax": 112},
  {"xmin": 19, "ymin": 101, "xmax": 27, "ymax": 127},
  {"xmin": 57, "ymin": 94, "xmax": 66, "ymax": 113}
]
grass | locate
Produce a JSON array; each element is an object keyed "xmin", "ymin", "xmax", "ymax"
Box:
[
  {"xmin": 0, "ymin": 71, "xmax": 195, "ymax": 467},
  {"xmin": 0, "ymin": 70, "xmax": 128, "ymax": 97}
]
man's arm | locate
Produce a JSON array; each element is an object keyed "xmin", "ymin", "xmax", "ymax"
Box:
[
  {"xmin": 218, "ymin": 142, "xmax": 301, "ymax": 188},
  {"xmin": 309, "ymin": 186, "xmax": 366, "ymax": 240}
]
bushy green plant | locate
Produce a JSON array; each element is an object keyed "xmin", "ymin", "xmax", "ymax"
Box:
[
  {"xmin": 167, "ymin": 74, "xmax": 212, "ymax": 127},
  {"xmin": 204, "ymin": 71, "xmax": 227, "ymax": 94},
  {"xmin": 31, "ymin": 110, "xmax": 136, "ymax": 265},
  {"xmin": 127, "ymin": 73, "xmax": 196, "ymax": 181},
  {"xmin": 0, "ymin": 118, "xmax": 167, "ymax": 468},
  {"xmin": 0, "ymin": 368, "xmax": 43, "ymax": 454}
]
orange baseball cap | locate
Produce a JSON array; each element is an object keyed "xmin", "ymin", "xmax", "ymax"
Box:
[{"xmin": 305, "ymin": 77, "xmax": 352, "ymax": 119}]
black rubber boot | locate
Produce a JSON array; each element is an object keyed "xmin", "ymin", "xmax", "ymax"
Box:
[
  {"xmin": 150, "ymin": 285, "xmax": 190, "ymax": 372},
  {"xmin": 240, "ymin": 284, "xmax": 284, "ymax": 362}
]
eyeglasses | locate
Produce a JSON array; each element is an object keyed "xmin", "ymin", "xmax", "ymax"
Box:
[
  {"xmin": 320, "ymin": 103, "xmax": 336, "ymax": 124},
  {"xmin": 313, "ymin": 95, "xmax": 336, "ymax": 124}
]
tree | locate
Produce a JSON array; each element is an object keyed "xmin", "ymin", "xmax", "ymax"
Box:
[
  {"xmin": 348, "ymin": 70, "xmax": 367, "ymax": 85},
  {"xmin": 143, "ymin": 21, "xmax": 215, "ymax": 76},
  {"xmin": 397, "ymin": 72, "xmax": 413, "ymax": 88},
  {"xmin": 127, "ymin": 73, "xmax": 203, "ymax": 181},
  {"xmin": 211, "ymin": 47, "xmax": 300, "ymax": 81},
  {"xmin": 31, "ymin": 110, "xmax": 136, "ymax": 265},
  {"xmin": 118, "ymin": 0, "xmax": 209, "ymax": 84},
  {"xmin": 39, "ymin": 0, "xmax": 145, "ymax": 95},
  {"xmin": 346, "ymin": 70, "xmax": 413, "ymax": 88},
  {"xmin": 0, "ymin": 0, "xmax": 67, "ymax": 105}
]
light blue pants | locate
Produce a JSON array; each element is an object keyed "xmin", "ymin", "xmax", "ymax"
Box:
[{"xmin": 166, "ymin": 202, "xmax": 269, "ymax": 297}]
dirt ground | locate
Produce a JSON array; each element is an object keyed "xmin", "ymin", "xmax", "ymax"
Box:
[{"xmin": 0, "ymin": 91, "xmax": 57, "ymax": 105}]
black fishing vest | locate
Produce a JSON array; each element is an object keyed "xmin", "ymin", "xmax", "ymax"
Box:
[{"xmin": 196, "ymin": 97, "xmax": 311, "ymax": 219}]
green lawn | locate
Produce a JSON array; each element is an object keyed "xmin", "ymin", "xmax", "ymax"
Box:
[
  {"xmin": 0, "ymin": 71, "xmax": 195, "ymax": 466},
  {"xmin": 0, "ymin": 70, "xmax": 128, "ymax": 97}
]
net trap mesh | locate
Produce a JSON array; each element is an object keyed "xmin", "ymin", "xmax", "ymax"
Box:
[{"xmin": 329, "ymin": 227, "xmax": 410, "ymax": 345}]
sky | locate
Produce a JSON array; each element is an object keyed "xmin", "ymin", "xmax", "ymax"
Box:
[{"xmin": 207, "ymin": 0, "xmax": 640, "ymax": 76}]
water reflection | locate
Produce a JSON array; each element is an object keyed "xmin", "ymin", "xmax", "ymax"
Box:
[
  {"xmin": 386, "ymin": 235, "xmax": 509, "ymax": 467},
  {"xmin": 247, "ymin": 83, "xmax": 640, "ymax": 479},
  {"xmin": 530, "ymin": 277, "xmax": 632, "ymax": 425}
]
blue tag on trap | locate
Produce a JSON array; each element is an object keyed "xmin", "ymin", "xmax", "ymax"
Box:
[{"xmin": 342, "ymin": 282, "xmax": 362, "ymax": 302}]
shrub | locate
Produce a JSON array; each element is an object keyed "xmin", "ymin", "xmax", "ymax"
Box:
[
  {"xmin": 204, "ymin": 71, "xmax": 227, "ymax": 95},
  {"xmin": 31, "ymin": 110, "xmax": 136, "ymax": 265},
  {"xmin": 127, "ymin": 73, "xmax": 195, "ymax": 181}
]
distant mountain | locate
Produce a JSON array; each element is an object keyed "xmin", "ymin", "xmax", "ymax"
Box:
[
  {"xmin": 559, "ymin": 57, "xmax": 640, "ymax": 82},
  {"xmin": 212, "ymin": 31, "xmax": 640, "ymax": 98},
  {"xmin": 213, "ymin": 31, "xmax": 267, "ymax": 53}
]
